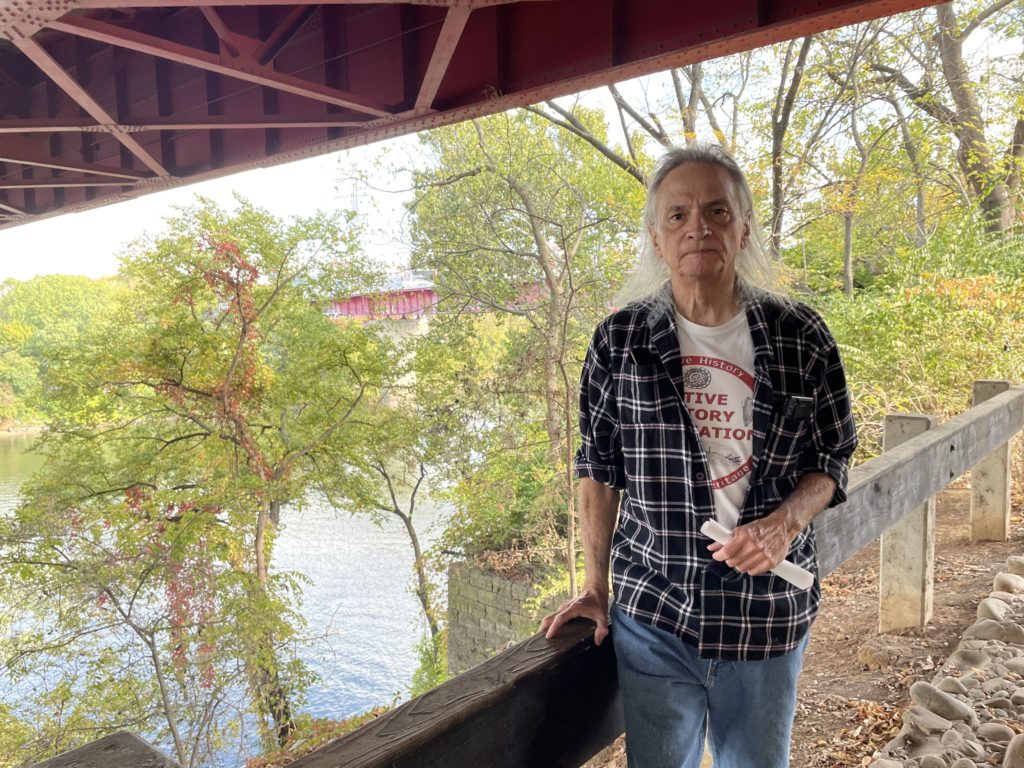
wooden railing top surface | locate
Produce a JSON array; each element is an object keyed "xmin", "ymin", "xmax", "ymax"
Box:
[
  {"xmin": 32, "ymin": 732, "xmax": 179, "ymax": 768},
  {"xmin": 290, "ymin": 619, "xmax": 621, "ymax": 768}
]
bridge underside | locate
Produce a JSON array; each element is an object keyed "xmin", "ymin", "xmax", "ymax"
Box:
[{"xmin": 0, "ymin": 0, "xmax": 942, "ymax": 231}]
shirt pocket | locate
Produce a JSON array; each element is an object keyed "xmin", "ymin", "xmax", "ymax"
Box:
[{"xmin": 617, "ymin": 364, "xmax": 680, "ymax": 425}]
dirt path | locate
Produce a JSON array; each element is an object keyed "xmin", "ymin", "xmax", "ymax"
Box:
[
  {"xmin": 792, "ymin": 487, "xmax": 1022, "ymax": 767},
  {"xmin": 585, "ymin": 487, "xmax": 1023, "ymax": 768}
]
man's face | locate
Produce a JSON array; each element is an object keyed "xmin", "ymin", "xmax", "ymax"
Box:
[{"xmin": 649, "ymin": 162, "xmax": 750, "ymax": 285}]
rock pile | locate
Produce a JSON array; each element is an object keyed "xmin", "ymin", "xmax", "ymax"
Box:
[{"xmin": 868, "ymin": 556, "xmax": 1024, "ymax": 768}]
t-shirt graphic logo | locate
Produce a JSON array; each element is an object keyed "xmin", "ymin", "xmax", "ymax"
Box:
[{"xmin": 684, "ymin": 367, "xmax": 712, "ymax": 390}]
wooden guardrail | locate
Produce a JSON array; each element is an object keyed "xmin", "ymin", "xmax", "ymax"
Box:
[
  {"xmin": 815, "ymin": 382, "xmax": 1022, "ymax": 576},
  {"xmin": 32, "ymin": 731, "xmax": 178, "ymax": 768},
  {"xmin": 31, "ymin": 382, "xmax": 1024, "ymax": 768}
]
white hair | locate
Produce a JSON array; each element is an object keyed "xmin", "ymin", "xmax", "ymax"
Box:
[{"xmin": 614, "ymin": 145, "xmax": 782, "ymax": 312}]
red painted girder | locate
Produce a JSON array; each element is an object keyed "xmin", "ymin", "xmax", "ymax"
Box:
[
  {"xmin": 73, "ymin": 0, "xmax": 552, "ymax": 7},
  {"xmin": 0, "ymin": 201, "xmax": 27, "ymax": 215},
  {"xmin": 200, "ymin": 7, "xmax": 242, "ymax": 58},
  {"xmin": 416, "ymin": 7, "xmax": 473, "ymax": 109},
  {"xmin": 46, "ymin": 15, "xmax": 393, "ymax": 117},
  {"xmin": 0, "ymin": 0, "xmax": 951, "ymax": 231},
  {"xmin": 10, "ymin": 36, "xmax": 171, "ymax": 178},
  {"xmin": 306, "ymin": 0, "xmax": 949, "ymax": 153},
  {"xmin": 0, "ymin": 116, "xmax": 375, "ymax": 133},
  {"xmin": 254, "ymin": 5, "xmax": 319, "ymax": 65},
  {"xmin": 0, "ymin": 154, "xmax": 152, "ymax": 179},
  {"xmin": 0, "ymin": 119, "xmax": 100, "ymax": 133},
  {"xmin": 0, "ymin": 179, "xmax": 138, "ymax": 189}
]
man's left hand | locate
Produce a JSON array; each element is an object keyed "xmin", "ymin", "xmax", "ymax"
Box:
[
  {"xmin": 708, "ymin": 514, "xmax": 794, "ymax": 576},
  {"xmin": 708, "ymin": 472, "xmax": 837, "ymax": 577}
]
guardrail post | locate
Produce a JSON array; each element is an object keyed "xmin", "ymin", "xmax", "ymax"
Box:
[
  {"xmin": 878, "ymin": 413, "xmax": 936, "ymax": 634},
  {"xmin": 971, "ymin": 380, "xmax": 1014, "ymax": 542}
]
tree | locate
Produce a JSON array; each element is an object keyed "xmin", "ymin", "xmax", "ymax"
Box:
[
  {"xmin": 405, "ymin": 109, "xmax": 641, "ymax": 592},
  {"xmin": 0, "ymin": 198, "xmax": 397, "ymax": 765},
  {"xmin": 529, "ymin": 38, "xmax": 863, "ymax": 263},
  {"xmin": 319, "ymin": 395, "xmax": 443, "ymax": 643},
  {"xmin": 767, "ymin": 36, "xmax": 816, "ymax": 257},
  {"xmin": 870, "ymin": 0, "xmax": 1024, "ymax": 231}
]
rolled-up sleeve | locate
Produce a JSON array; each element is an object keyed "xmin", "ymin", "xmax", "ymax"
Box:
[
  {"xmin": 575, "ymin": 323, "xmax": 626, "ymax": 490},
  {"xmin": 800, "ymin": 325, "xmax": 857, "ymax": 506}
]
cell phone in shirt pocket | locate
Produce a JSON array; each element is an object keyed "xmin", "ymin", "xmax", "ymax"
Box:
[{"xmin": 782, "ymin": 395, "xmax": 814, "ymax": 420}]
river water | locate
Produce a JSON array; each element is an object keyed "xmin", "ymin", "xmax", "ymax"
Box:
[{"xmin": 0, "ymin": 432, "xmax": 447, "ymax": 725}]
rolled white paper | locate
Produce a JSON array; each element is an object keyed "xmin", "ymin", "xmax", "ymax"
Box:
[{"xmin": 700, "ymin": 518, "xmax": 815, "ymax": 591}]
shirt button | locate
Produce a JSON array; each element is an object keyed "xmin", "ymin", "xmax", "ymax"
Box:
[{"xmin": 695, "ymin": 472, "xmax": 706, "ymax": 480}]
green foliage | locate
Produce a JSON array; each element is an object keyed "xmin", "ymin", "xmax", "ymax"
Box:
[
  {"xmin": 0, "ymin": 703, "xmax": 34, "ymax": 766},
  {"xmin": 522, "ymin": 555, "xmax": 584, "ymax": 617},
  {"xmin": 433, "ymin": 425, "xmax": 556, "ymax": 556},
  {"xmin": 245, "ymin": 707, "xmax": 390, "ymax": 768},
  {"xmin": 409, "ymin": 630, "xmax": 449, "ymax": 699},
  {"xmin": 409, "ymin": 109, "xmax": 641, "ymax": 312},
  {"xmin": 810, "ymin": 260, "xmax": 1024, "ymax": 459},
  {"xmin": 0, "ymin": 198, "xmax": 400, "ymax": 766},
  {"xmin": 0, "ymin": 275, "xmax": 123, "ymax": 422},
  {"xmin": 406, "ymin": 109, "xmax": 641, "ymax": 562}
]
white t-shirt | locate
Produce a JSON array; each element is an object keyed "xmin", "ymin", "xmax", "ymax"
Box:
[{"xmin": 675, "ymin": 310, "xmax": 756, "ymax": 529}]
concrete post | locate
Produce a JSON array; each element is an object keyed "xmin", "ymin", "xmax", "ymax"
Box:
[
  {"xmin": 970, "ymin": 380, "xmax": 1014, "ymax": 543},
  {"xmin": 879, "ymin": 413, "xmax": 936, "ymax": 634}
]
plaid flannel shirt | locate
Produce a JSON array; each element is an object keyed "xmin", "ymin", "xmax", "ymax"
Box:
[{"xmin": 576, "ymin": 290, "xmax": 857, "ymax": 660}]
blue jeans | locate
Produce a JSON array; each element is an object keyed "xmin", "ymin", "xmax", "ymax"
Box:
[{"xmin": 611, "ymin": 604, "xmax": 807, "ymax": 768}]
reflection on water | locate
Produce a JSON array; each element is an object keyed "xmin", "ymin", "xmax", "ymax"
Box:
[
  {"xmin": 274, "ymin": 498, "xmax": 448, "ymax": 718},
  {"xmin": 0, "ymin": 432, "xmax": 44, "ymax": 513},
  {"xmin": 0, "ymin": 433, "xmax": 449, "ymax": 723}
]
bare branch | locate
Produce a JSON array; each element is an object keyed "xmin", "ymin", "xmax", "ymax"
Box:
[
  {"xmin": 524, "ymin": 102, "xmax": 646, "ymax": 185},
  {"xmin": 960, "ymin": 0, "xmax": 1019, "ymax": 41},
  {"xmin": 608, "ymin": 83, "xmax": 670, "ymax": 146}
]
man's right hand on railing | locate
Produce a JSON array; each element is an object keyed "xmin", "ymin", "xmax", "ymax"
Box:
[{"xmin": 539, "ymin": 583, "xmax": 610, "ymax": 646}]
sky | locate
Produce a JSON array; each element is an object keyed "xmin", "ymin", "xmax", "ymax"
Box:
[{"xmin": 0, "ymin": 140, "xmax": 416, "ymax": 282}]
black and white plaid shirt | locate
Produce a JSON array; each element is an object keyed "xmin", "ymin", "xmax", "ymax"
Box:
[{"xmin": 576, "ymin": 290, "xmax": 857, "ymax": 660}]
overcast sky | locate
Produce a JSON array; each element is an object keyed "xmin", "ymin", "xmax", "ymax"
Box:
[{"xmin": 0, "ymin": 140, "xmax": 415, "ymax": 282}]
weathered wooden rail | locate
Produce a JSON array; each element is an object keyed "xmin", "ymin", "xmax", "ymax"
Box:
[{"xmin": 31, "ymin": 382, "xmax": 1024, "ymax": 768}]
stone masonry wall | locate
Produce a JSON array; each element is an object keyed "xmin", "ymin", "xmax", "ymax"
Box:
[{"xmin": 446, "ymin": 560, "xmax": 566, "ymax": 675}]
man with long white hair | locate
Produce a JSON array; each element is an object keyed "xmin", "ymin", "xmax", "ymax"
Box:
[{"xmin": 542, "ymin": 145, "xmax": 857, "ymax": 767}]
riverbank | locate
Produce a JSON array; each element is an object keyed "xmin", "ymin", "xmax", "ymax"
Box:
[{"xmin": 0, "ymin": 423, "xmax": 42, "ymax": 437}]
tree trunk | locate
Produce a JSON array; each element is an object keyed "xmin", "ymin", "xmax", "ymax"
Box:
[
  {"xmin": 887, "ymin": 98, "xmax": 928, "ymax": 247},
  {"xmin": 397, "ymin": 509, "xmax": 441, "ymax": 640},
  {"xmin": 672, "ymin": 64, "xmax": 702, "ymax": 145},
  {"xmin": 249, "ymin": 500, "xmax": 296, "ymax": 747},
  {"xmin": 562, "ymin": 363, "xmax": 577, "ymax": 598},
  {"xmin": 248, "ymin": 642, "xmax": 296, "ymax": 747},
  {"xmin": 935, "ymin": 3, "xmax": 1011, "ymax": 232},
  {"xmin": 542, "ymin": 301, "xmax": 578, "ymax": 596},
  {"xmin": 843, "ymin": 211, "xmax": 854, "ymax": 297},
  {"xmin": 770, "ymin": 37, "xmax": 814, "ymax": 257}
]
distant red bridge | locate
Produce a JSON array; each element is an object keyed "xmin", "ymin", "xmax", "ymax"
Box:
[
  {"xmin": 327, "ymin": 274, "xmax": 439, "ymax": 321},
  {"xmin": 328, "ymin": 274, "xmax": 544, "ymax": 321}
]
